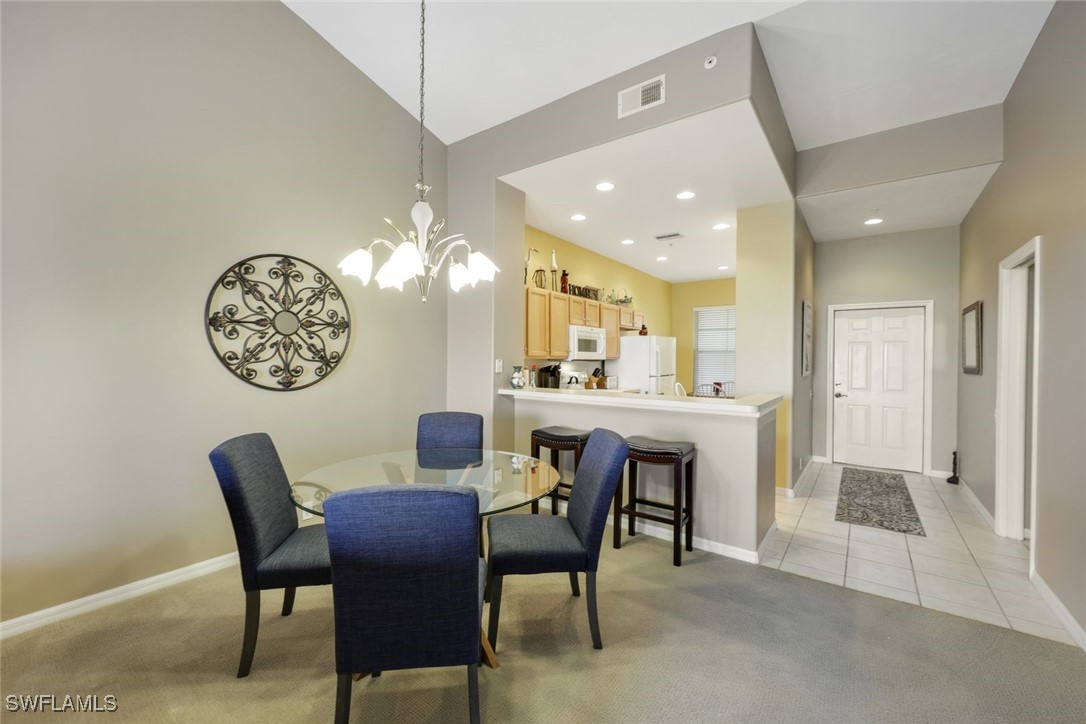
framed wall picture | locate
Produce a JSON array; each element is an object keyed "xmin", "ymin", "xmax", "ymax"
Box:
[
  {"xmin": 801, "ymin": 301, "xmax": 813, "ymax": 377},
  {"xmin": 962, "ymin": 301, "xmax": 983, "ymax": 374}
]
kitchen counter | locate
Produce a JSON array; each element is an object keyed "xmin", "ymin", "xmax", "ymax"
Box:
[{"xmin": 498, "ymin": 387, "xmax": 780, "ymax": 563}]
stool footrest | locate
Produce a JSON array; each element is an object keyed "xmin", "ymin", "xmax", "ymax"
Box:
[{"xmin": 621, "ymin": 504, "xmax": 690, "ymax": 528}]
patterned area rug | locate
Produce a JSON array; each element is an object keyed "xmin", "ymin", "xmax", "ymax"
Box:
[{"xmin": 836, "ymin": 467, "xmax": 926, "ymax": 536}]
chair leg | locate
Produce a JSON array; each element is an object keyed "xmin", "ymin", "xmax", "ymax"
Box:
[
  {"xmin": 281, "ymin": 587, "xmax": 296, "ymax": 616},
  {"xmin": 569, "ymin": 571, "xmax": 580, "ymax": 597},
  {"xmin": 628, "ymin": 460, "xmax": 638, "ymax": 536},
  {"xmin": 673, "ymin": 459, "xmax": 683, "ymax": 567},
  {"xmin": 467, "ymin": 663, "xmax": 480, "ymax": 724},
  {"xmin": 686, "ymin": 457, "xmax": 695, "ymax": 552},
  {"xmin": 487, "ymin": 575, "xmax": 504, "ymax": 651},
  {"xmin": 586, "ymin": 572, "xmax": 603, "ymax": 650},
  {"xmin": 238, "ymin": 590, "xmax": 260, "ymax": 678},
  {"xmin": 612, "ymin": 474, "xmax": 623, "ymax": 549},
  {"xmin": 531, "ymin": 439, "xmax": 541, "ymax": 514},
  {"xmin": 335, "ymin": 673, "xmax": 352, "ymax": 724},
  {"xmin": 550, "ymin": 448, "xmax": 560, "ymax": 515},
  {"xmin": 483, "ymin": 566, "xmax": 492, "ymax": 603}
]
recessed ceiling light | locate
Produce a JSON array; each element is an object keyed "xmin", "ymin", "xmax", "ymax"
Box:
[
  {"xmin": 864, "ymin": 217, "xmax": 884, "ymax": 225},
  {"xmin": 571, "ymin": 213, "xmax": 586, "ymax": 221},
  {"xmin": 656, "ymin": 256, "xmax": 668, "ymax": 261},
  {"xmin": 718, "ymin": 265, "xmax": 729, "ymax": 270},
  {"xmin": 676, "ymin": 191, "xmax": 696, "ymax": 200},
  {"xmin": 620, "ymin": 239, "xmax": 634, "ymax": 245},
  {"xmin": 595, "ymin": 182, "xmax": 615, "ymax": 191},
  {"xmin": 712, "ymin": 223, "xmax": 730, "ymax": 231}
]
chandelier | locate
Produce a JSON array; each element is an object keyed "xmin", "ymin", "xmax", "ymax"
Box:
[{"xmin": 338, "ymin": 0, "xmax": 498, "ymax": 303}]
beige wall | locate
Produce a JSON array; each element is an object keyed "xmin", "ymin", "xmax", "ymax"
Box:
[
  {"xmin": 671, "ymin": 279, "xmax": 736, "ymax": 392},
  {"xmin": 736, "ymin": 201, "xmax": 796, "ymax": 487},
  {"xmin": 958, "ymin": 2, "xmax": 1086, "ymax": 629},
  {"xmin": 812, "ymin": 227, "xmax": 960, "ymax": 470},
  {"xmin": 791, "ymin": 211, "xmax": 815, "ymax": 480},
  {"xmin": 1, "ymin": 2, "xmax": 450, "ymax": 619},
  {"xmin": 525, "ymin": 226, "xmax": 672, "ymax": 339}
]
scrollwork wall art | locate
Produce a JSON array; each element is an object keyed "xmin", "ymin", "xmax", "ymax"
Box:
[{"xmin": 205, "ymin": 255, "xmax": 351, "ymax": 391}]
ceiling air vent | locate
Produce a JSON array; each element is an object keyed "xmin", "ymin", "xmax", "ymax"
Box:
[
  {"xmin": 654, "ymin": 232, "xmax": 682, "ymax": 241},
  {"xmin": 618, "ymin": 74, "xmax": 665, "ymax": 119}
]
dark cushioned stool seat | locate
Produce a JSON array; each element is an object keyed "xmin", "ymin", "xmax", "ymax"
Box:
[
  {"xmin": 256, "ymin": 524, "xmax": 333, "ymax": 589},
  {"xmin": 530, "ymin": 426, "xmax": 592, "ymax": 515},
  {"xmin": 487, "ymin": 514, "xmax": 587, "ymax": 575},
  {"xmin": 615, "ymin": 435, "xmax": 697, "ymax": 566},
  {"xmin": 625, "ymin": 436, "xmax": 695, "ymax": 459}
]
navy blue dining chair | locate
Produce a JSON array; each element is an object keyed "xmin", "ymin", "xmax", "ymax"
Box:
[
  {"xmin": 417, "ymin": 411, "xmax": 484, "ymax": 450},
  {"xmin": 486, "ymin": 428, "xmax": 628, "ymax": 651},
  {"xmin": 208, "ymin": 433, "xmax": 331, "ymax": 677},
  {"xmin": 325, "ymin": 485, "xmax": 485, "ymax": 724}
]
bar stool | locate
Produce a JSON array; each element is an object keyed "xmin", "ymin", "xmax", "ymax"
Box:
[
  {"xmin": 614, "ymin": 435, "xmax": 695, "ymax": 566},
  {"xmin": 530, "ymin": 426, "xmax": 591, "ymax": 515}
]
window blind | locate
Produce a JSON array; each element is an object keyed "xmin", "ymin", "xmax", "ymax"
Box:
[{"xmin": 694, "ymin": 306, "xmax": 736, "ymax": 391}]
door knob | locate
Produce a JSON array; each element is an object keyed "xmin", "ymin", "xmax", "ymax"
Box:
[{"xmin": 835, "ymin": 392, "xmax": 848, "ymax": 398}]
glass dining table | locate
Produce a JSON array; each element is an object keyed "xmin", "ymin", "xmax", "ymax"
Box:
[{"xmin": 291, "ymin": 448, "xmax": 561, "ymax": 518}]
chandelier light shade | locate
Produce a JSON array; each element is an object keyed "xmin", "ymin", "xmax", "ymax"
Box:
[{"xmin": 338, "ymin": 0, "xmax": 498, "ymax": 302}]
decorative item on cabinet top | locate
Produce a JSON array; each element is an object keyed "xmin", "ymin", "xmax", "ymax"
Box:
[
  {"xmin": 606, "ymin": 288, "xmax": 633, "ymax": 306},
  {"xmin": 206, "ymin": 254, "xmax": 350, "ymax": 391},
  {"xmin": 567, "ymin": 284, "xmax": 600, "ymax": 301}
]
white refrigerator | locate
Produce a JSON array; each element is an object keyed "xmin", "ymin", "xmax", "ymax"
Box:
[{"xmin": 610, "ymin": 336, "xmax": 677, "ymax": 394}]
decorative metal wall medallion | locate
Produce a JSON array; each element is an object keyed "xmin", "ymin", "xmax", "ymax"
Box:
[{"xmin": 205, "ymin": 255, "xmax": 351, "ymax": 391}]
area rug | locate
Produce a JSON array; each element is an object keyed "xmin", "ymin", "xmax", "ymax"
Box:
[{"xmin": 836, "ymin": 467, "xmax": 926, "ymax": 536}]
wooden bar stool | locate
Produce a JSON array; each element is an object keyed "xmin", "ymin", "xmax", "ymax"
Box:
[
  {"xmin": 614, "ymin": 435, "xmax": 696, "ymax": 566},
  {"xmin": 530, "ymin": 426, "xmax": 591, "ymax": 515}
]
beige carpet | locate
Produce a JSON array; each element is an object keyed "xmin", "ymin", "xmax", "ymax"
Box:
[{"xmin": 3, "ymin": 531, "xmax": 1085, "ymax": 723}]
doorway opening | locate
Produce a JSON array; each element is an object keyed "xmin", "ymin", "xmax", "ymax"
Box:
[
  {"xmin": 994, "ymin": 237, "xmax": 1041, "ymax": 570},
  {"xmin": 825, "ymin": 301, "xmax": 934, "ymax": 475}
]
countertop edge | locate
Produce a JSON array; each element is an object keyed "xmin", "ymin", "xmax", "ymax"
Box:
[{"xmin": 497, "ymin": 388, "xmax": 782, "ymax": 417}]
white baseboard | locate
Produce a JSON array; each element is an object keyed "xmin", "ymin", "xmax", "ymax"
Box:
[
  {"xmin": 0, "ymin": 552, "xmax": 239, "ymax": 640},
  {"xmin": 777, "ymin": 487, "xmax": 796, "ymax": 499},
  {"xmin": 927, "ymin": 469, "xmax": 953, "ymax": 479},
  {"xmin": 542, "ymin": 499, "xmax": 760, "ymax": 564},
  {"xmin": 959, "ymin": 477, "xmax": 997, "ymax": 531},
  {"xmin": 1030, "ymin": 572, "xmax": 1086, "ymax": 653},
  {"xmin": 812, "ymin": 455, "xmax": 831, "ymax": 464}
]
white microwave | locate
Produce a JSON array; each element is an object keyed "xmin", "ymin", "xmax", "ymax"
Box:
[{"xmin": 568, "ymin": 325, "xmax": 607, "ymax": 361}]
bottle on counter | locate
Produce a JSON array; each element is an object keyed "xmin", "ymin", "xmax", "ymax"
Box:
[{"xmin": 528, "ymin": 364, "xmax": 538, "ymax": 388}]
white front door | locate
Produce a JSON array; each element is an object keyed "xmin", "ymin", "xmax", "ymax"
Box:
[{"xmin": 832, "ymin": 308, "xmax": 925, "ymax": 472}]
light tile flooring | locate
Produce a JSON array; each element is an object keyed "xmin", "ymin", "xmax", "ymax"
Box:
[{"xmin": 761, "ymin": 462, "xmax": 1077, "ymax": 646}]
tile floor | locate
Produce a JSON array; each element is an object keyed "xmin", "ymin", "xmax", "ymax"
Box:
[{"xmin": 762, "ymin": 462, "xmax": 1077, "ymax": 646}]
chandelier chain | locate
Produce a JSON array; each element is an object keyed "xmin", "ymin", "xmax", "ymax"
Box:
[{"xmin": 417, "ymin": 0, "xmax": 426, "ymax": 196}]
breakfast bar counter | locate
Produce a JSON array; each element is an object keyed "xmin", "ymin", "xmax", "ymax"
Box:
[{"xmin": 498, "ymin": 388, "xmax": 781, "ymax": 562}]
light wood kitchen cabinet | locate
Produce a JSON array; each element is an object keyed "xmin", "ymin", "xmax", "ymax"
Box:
[
  {"xmin": 585, "ymin": 300, "xmax": 601, "ymax": 327},
  {"xmin": 633, "ymin": 310, "xmax": 645, "ymax": 330},
  {"xmin": 525, "ymin": 286, "xmax": 550, "ymax": 358},
  {"xmin": 600, "ymin": 303, "xmax": 621, "ymax": 359},
  {"xmin": 619, "ymin": 306, "xmax": 636, "ymax": 329},
  {"xmin": 548, "ymin": 292, "xmax": 571, "ymax": 359},
  {"xmin": 567, "ymin": 297, "xmax": 601, "ymax": 327}
]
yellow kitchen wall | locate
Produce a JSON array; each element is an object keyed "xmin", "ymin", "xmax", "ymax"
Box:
[
  {"xmin": 671, "ymin": 278, "xmax": 736, "ymax": 392},
  {"xmin": 525, "ymin": 226, "xmax": 672, "ymax": 336}
]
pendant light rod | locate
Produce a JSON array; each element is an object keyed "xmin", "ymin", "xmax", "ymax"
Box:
[{"xmin": 416, "ymin": 0, "xmax": 427, "ymax": 200}]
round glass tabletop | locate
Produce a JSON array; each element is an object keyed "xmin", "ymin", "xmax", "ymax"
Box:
[{"xmin": 291, "ymin": 449, "xmax": 561, "ymax": 517}]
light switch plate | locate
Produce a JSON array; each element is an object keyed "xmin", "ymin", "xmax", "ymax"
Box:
[{"xmin": 494, "ymin": 359, "xmax": 503, "ymax": 374}]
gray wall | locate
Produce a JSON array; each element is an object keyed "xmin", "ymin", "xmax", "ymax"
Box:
[
  {"xmin": 812, "ymin": 227, "xmax": 960, "ymax": 469},
  {"xmin": 958, "ymin": 1, "xmax": 1086, "ymax": 629},
  {"xmin": 792, "ymin": 210, "xmax": 815, "ymax": 479},
  {"xmin": 447, "ymin": 24, "xmax": 763, "ymax": 450},
  {"xmin": 1, "ymin": 2, "xmax": 449, "ymax": 619}
]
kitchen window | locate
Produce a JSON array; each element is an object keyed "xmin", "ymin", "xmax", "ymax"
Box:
[{"xmin": 693, "ymin": 306, "xmax": 736, "ymax": 394}]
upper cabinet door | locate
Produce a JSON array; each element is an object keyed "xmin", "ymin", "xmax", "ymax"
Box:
[
  {"xmin": 633, "ymin": 310, "xmax": 645, "ymax": 330},
  {"xmin": 568, "ymin": 296, "xmax": 587, "ymax": 326},
  {"xmin": 548, "ymin": 292, "xmax": 571, "ymax": 359},
  {"xmin": 619, "ymin": 306, "xmax": 635, "ymax": 329},
  {"xmin": 525, "ymin": 287, "xmax": 550, "ymax": 358},
  {"xmin": 600, "ymin": 304, "xmax": 620, "ymax": 359},
  {"xmin": 585, "ymin": 300, "xmax": 601, "ymax": 327}
]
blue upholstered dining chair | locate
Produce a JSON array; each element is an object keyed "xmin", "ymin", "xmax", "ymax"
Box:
[
  {"xmin": 208, "ymin": 433, "xmax": 331, "ymax": 678},
  {"xmin": 417, "ymin": 411, "xmax": 484, "ymax": 450},
  {"xmin": 486, "ymin": 428, "xmax": 628, "ymax": 651},
  {"xmin": 324, "ymin": 485, "xmax": 485, "ymax": 724}
]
